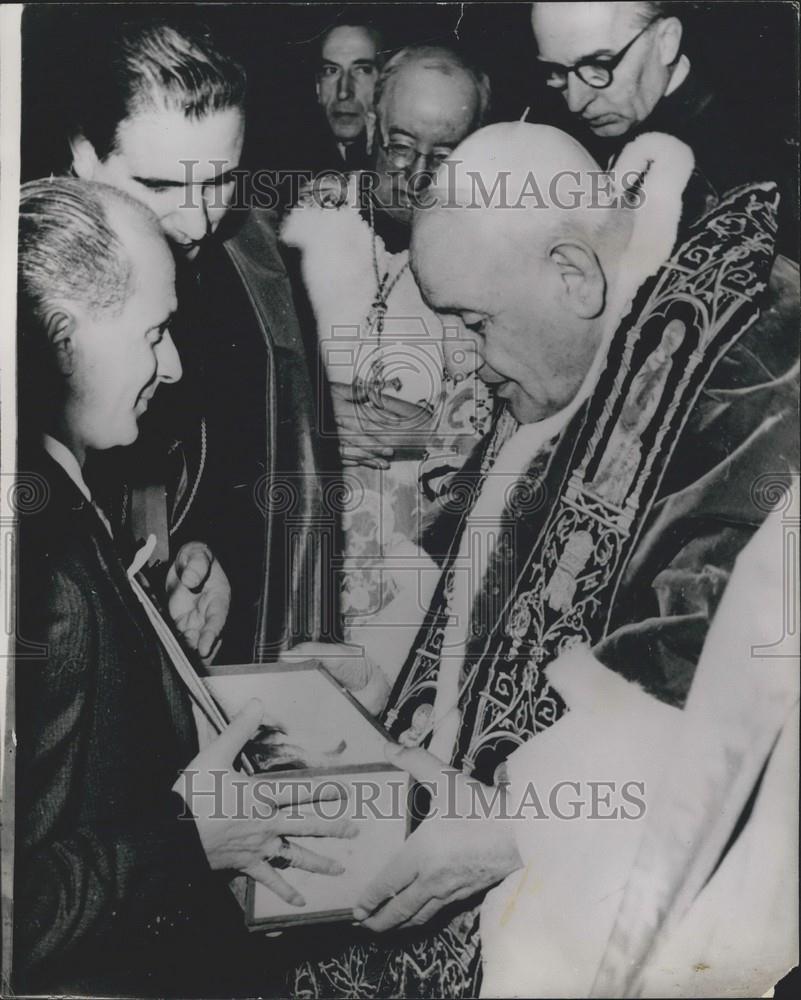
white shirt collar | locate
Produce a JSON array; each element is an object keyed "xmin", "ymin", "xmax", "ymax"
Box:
[
  {"xmin": 42, "ymin": 434, "xmax": 92, "ymax": 502},
  {"xmin": 43, "ymin": 434, "xmax": 117, "ymax": 539}
]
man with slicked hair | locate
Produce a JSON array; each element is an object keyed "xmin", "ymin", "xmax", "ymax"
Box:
[{"xmin": 68, "ymin": 16, "xmax": 335, "ymax": 665}]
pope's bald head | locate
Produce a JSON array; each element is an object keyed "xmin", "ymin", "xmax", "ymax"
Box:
[
  {"xmin": 412, "ymin": 123, "xmax": 629, "ymax": 298},
  {"xmin": 410, "ymin": 123, "xmax": 633, "ymax": 423}
]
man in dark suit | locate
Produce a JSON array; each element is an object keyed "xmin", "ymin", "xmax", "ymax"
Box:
[
  {"xmin": 13, "ymin": 177, "xmax": 353, "ymax": 996},
  {"xmin": 314, "ymin": 22, "xmax": 383, "ymax": 173},
  {"xmin": 272, "ymin": 20, "xmax": 384, "ymax": 212}
]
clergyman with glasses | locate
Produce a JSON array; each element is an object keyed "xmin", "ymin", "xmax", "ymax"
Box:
[
  {"xmin": 530, "ymin": 1, "xmax": 798, "ymax": 251},
  {"xmin": 281, "ymin": 44, "xmax": 494, "ymax": 698}
]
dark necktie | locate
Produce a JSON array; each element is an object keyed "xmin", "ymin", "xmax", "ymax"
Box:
[{"xmin": 343, "ymin": 140, "xmax": 364, "ymax": 171}]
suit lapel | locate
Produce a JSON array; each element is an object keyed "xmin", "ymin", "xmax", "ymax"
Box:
[{"xmin": 40, "ymin": 452, "xmax": 199, "ymax": 755}]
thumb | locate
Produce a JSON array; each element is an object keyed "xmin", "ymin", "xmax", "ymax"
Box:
[
  {"xmin": 177, "ymin": 543, "xmax": 212, "ymax": 591},
  {"xmin": 384, "ymin": 742, "xmax": 447, "ymax": 787},
  {"xmin": 204, "ymin": 698, "xmax": 264, "ymax": 766}
]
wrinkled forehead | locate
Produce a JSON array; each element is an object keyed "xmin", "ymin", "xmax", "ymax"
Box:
[
  {"xmin": 532, "ymin": 1, "xmax": 642, "ymax": 63},
  {"xmin": 411, "ymin": 208, "xmax": 501, "ymax": 310},
  {"xmin": 382, "ymin": 67, "xmax": 478, "ymax": 144},
  {"xmin": 321, "ymin": 25, "xmax": 378, "ymax": 65}
]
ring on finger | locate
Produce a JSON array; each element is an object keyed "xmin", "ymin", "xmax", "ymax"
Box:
[{"xmin": 268, "ymin": 836, "xmax": 293, "ymax": 870}]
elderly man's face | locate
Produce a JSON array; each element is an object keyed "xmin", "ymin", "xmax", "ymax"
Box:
[
  {"xmin": 531, "ymin": 2, "xmax": 680, "ymax": 138},
  {"xmin": 66, "ymin": 207, "xmax": 181, "ymax": 455},
  {"xmin": 412, "ymin": 211, "xmax": 603, "ymax": 423},
  {"xmin": 374, "ymin": 66, "xmax": 480, "ymax": 225},
  {"xmin": 73, "ymin": 105, "xmax": 244, "ymax": 260},
  {"xmin": 317, "ymin": 26, "xmax": 379, "ymax": 143}
]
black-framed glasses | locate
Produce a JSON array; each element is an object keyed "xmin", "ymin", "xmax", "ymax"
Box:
[
  {"xmin": 379, "ymin": 137, "xmax": 453, "ymax": 172},
  {"xmin": 537, "ymin": 19, "xmax": 659, "ymax": 91}
]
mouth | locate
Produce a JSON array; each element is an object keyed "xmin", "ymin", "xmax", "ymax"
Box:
[
  {"xmin": 173, "ymin": 239, "xmax": 204, "ymax": 257},
  {"xmin": 135, "ymin": 385, "xmax": 157, "ymax": 414},
  {"xmin": 584, "ymin": 113, "xmax": 617, "ymax": 128},
  {"xmin": 479, "ymin": 368, "xmax": 510, "ymax": 391}
]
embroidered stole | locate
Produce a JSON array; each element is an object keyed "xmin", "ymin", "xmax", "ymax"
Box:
[{"xmin": 383, "ymin": 183, "xmax": 779, "ymax": 786}]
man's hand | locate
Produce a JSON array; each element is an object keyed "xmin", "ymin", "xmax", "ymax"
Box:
[
  {"xmin": 353, "ymin": 743, "xmax": 523, "ymax": 930},
  {"xmin": 174, "ymin": 699, "xmax": 358, "ymax": 907},
  {"xmin": 165, "ymin": 541, "xmax": 230, "ymax": 661},
  {"xmin": 285, "ymin": 641, "xmax": 391, "ymax": 716},
  {"xmin": 329, "ymin": 383, "xmax": 436, "ymax": 469}
]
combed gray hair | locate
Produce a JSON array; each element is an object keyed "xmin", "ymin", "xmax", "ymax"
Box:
[
  {"xmin": 18, "ymin": 176, "xmax": 162, "ymax": 437},
  {"xmin": 375, "ymin": 45, "xmax": 491, "ymax": 129},
  {"xmin": 18, "ymin": 176, "xmax": 157, "ymax": 321}
]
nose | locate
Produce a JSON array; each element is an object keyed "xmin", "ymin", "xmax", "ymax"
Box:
[
  {"xmin": 337, "ymin": 70, "xmax": 354, "ymax": 101},
  {"xmin": 156, "ymin": 331, "xmax": 183, "ymax": 384},
  {"xmin": 406, "ymin": 153, "xmax": 435, "ymax": 197},
  {"xmin": 565, "ymin": 73, "xmax": 594, "ymax": 114},
  {"xmin": 174, "ymin": 191, "xmax": 211, "ymax": 243}
]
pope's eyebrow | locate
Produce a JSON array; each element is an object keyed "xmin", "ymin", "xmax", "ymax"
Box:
[{"xmin": 147, "ymin": 309, "xmax": 177, "ymax": 333}]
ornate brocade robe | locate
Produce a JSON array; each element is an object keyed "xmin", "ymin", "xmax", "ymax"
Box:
[{"xmin": 289, "ymin": 182, "xmax": 798, "ymax": 999}]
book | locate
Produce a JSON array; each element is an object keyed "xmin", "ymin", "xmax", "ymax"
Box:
[{"xmin": 202, "ymin": 661, "xmax": 410, "ymax": 930}]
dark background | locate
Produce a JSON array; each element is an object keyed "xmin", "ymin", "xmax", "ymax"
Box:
[{"xmin": 20, "ymin": 1, "xmax": 800, "ymax": 189}]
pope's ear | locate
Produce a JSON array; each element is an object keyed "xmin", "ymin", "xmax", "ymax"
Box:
[
  {"xmin": 44, "ymin": 308, "xmax": 78, "ymax": 376},
  {"xmin": 69, "ymin": 134, "xmax": 101, "ymax": 180},
  {"xmin": 549, "ymin": 241, "xmax": 606, "ymax": 319}
]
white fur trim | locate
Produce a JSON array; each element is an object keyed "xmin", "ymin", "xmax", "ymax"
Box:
[
  {"xmin": 429, "ymin": 134, "xmax": 693, "ymax": 764},
  {"xmin": 281, "ymin": 175, "xmax": 444, "ymax": 391}
]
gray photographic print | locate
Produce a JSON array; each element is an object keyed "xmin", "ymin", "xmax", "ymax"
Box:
[{"xmin": 0, "ymin": 3, "xmax": 798, "ymax": 998}]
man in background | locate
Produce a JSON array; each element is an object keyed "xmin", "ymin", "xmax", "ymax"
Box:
[
  {"xmin": 315, "ymin": 22, "xmax": 384, "ymax": 173},
  {"xmin": 530, "ymin": 0, "xmax": 799, "ymax": 251}
]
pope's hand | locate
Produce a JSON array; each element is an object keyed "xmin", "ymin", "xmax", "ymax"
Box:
[
  {"xmin": 286, "ymin": 641, "xmax": 391, "ymax": 716},
  {"xmin": 174, "ymin": 699, "xmax": 358, "ymax": 907},
  {"xmin": 353, "ymin": 743, "xmax": 523, "ymax": 930},
  {"xmin": 165, "ymin": 541, "xmax": 230, "ymax": 661}
]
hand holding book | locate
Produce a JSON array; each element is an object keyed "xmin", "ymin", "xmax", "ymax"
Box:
[{"xmin": 173, "ymin": 698, "xmax": 358, "ymax": 908}]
